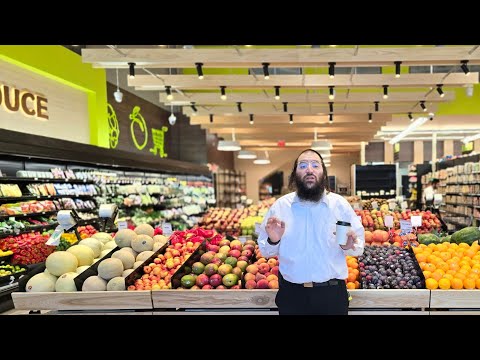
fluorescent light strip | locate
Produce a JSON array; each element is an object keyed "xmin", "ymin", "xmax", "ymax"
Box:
[
  {"xmin": 388, "ymin": 117, "xmax": 429, "ymax": 144},
  {"xmin": 462, "ymin": 133, "xmax": 480, "ymax": 144}
]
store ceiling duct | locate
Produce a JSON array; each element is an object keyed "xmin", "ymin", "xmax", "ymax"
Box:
[
  {"xmin": 253, "ymin": 150, "xmax": 270, "ymax": 165},
  {"xmin": 311, "ymin": 140, "xmax": 332, "ymax": 151},
  {"xmin": 237, "ymin": 150, "xmax": 257, "ymax": 159},
  {"xmin": 388, "ymin": 117, "xmax": 429, "ymax": 144}
]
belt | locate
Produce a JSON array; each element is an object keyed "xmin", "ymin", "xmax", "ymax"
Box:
[{"xmin": 283, "ymin": 278, "xmax": 341, "ymax": 288}]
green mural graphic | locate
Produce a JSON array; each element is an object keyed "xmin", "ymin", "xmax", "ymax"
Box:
[
  {"xmin": 150, "ymin": 126, "xmax": 168, "ymax": 158},
  {"xmin": 129, "ymin": 105, "xmax": 148, "ymax": 150},
  {"xmin": 106, "ymin": 103, "xmax": 120, "ymax": 148}
]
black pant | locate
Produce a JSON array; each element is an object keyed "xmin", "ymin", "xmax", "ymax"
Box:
[{"xmin": 275, "ymin": 272, "xmax": 349, "ymax": 315}]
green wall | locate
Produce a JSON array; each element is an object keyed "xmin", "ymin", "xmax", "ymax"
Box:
[{"xmin": 0, "ymin": 45, "xmax": 109, "ymax": 148}]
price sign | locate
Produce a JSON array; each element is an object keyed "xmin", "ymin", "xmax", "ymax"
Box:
[
  {"xmin": 117, "ymin": 221, "xmax": 128, "ymax": 230},
  {"xmin": 46, "ymin": 225, "xmax": 64, "ymax": 246},
  {"xmin": 371, "ymin": 201, "xmax": 379, "ymax": 210},
  {"xmin": 389, "ymin": 202, "xmax": 396, "ymax": 210},
  {"xmin": 411, "ymin": 215, "xmax": 422, "ymax": 227},
  {"xmin": 384, "ymin": 215, "xmax": 394, "ymax": 228},
  {"xmin": 162, "ymin": 222, "xmax": 173, "ymax": 236},
  {"xmin": 399, "ymin": 220, "xmax": 412, "ymax": 236},
  {"xmin": 352, "ymin": 202, "xmax": 361, "ymax": 210}
]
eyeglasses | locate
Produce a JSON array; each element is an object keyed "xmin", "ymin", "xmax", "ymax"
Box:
[{"xmin": 297, "ymin": 161, "xmax": 322, "ymax": 170}]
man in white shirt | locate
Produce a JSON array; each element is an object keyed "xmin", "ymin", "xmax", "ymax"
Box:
[
  {"xmin": 258, "ymin": 149, "xmax": 364, "ymax": 315},
  {"xmin": 423, "ymin": 178, "xmax": 439, "ymax": 210}
]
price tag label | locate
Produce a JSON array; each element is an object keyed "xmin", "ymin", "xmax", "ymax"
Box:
[
  {"xmin": 352, "ymin": 202, "xmax": 361, "ymax": 210},
  {"xmin": 162, "ymin": 222, "xmax": 173, "ymax": 236},
  {"xmin": 399, "ymin": 220, "xmax": 412, "ymax": 235},
  {"xmin": 117, "ymin": 221, "xmax": 128, "ymax": 230},
  {"xmin": 239, "ymin": 236, "xmax": 247, "ymax": 244},
  {"xmin": 384, "ymin": 215, "xmax": 394, "ymax": 228},
  {"xmin": 389, "ymin": 202, "xmax": 396, "ymax": 210},
  {"xmin": 411, "ymin": 215, "xmax": 422, "ymax": 227},
  {"xmin": 401, "ymin": 201, "xmax": 408, "ymax": 210},
  {"xmin": 254, "ymin": 222, "xmax": 262, "ymax": 235},
  {"xmin": 46, "ymin": 225, "xmax": 64, "ymax": 246},
  {"xmin": 371, "ymin": 201, "xmax": 379, "ymax": 210}
]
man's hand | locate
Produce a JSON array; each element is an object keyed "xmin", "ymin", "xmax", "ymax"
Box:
[
  {"xmin": 339, "ymin": 230, "xmax": 358, "ymax": 251},
  {"xmin": 265, "ymin": 216, "xmax": 285, "ymax": 243}
]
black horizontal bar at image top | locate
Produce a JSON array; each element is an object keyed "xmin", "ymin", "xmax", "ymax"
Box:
[
  {"xmin": 0, "ymin": 177, "xmax": 93, "ymax": 184},
  {"xmin": 0, "ymin": 194, "xmax": 96, "ymax": 203},
  {"xmin": 0, "ymin": 211, "xmax": 57, "ymax": 220}
]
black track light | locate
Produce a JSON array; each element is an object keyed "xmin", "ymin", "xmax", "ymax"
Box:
[
  {"xmin": 368, "ymin": 113, "xmax": 372, "ymax": 123},
  {"xmin": 328, "ymin": 86, "xmax": 335, "ymax": 100},
  {"xmin": 420, "ymin": 101, "xmax": 427, "ymax": 111},
  {"xmin": 328, "ymin": 62, "xmax": 336, "ymax": 79},
  {"xmin": 249, "ymin": 114, "xmax": 254, "ymax": 125},
  {"xmin": 237, "ymin": 102, "xmax": 243, "ymax": 112},
  {"xmin": 209, "ymin": 114, "xmax": 213, "ymax": 123},
  {"xmin": 262, "ymin": 63, "xmax": 270, "ymax": 80},
  {"xmin": 408, "ymin": 112, "xmax": 413, "ymax": 121},
  {"xmin": 289, "ymin": 114, "xmax": 293, "ymax": 125},
  {"xmin": 128, "ymin": 62, "xmax": 136, "ymax": 79},
  {"xmin": 461, "ymin": 60, "xmax": 470, "ymax": 75},
  {"xmin": 165, "ymin": 86, "xmax": 173, "ymax": 100},
  {"xmin": 436, "ymin": 84, "xmax": 444, "ymax": 97},
  {"xmin": 195, "ymin": 62, "xmax": 204, "ymax": 79},
  {"xmin": 383, "ymin": 85, "xmax": 389, "ymax": 99},
  {"xmin": 329, "ymin": 113, "xmax": 333, "ymax": 123},
  {"xmin": 283, "ymin": 102, "xmax": 288, "ymax": 112},
  {"xmin": 395, "ymin": 61, "xmax": 402, "ymax": 78},
  {"xmin": 220, "ymin": 86, "xmax": 227, "ymax": 100},
  {"xmin": 274, "ymin": 86, "xmax": 281, "ymax": 100},
  {"xmin": 374, "ymin": 101, "xmax": 379, "ymax": 112},
  {"xmin": 329, "ymin": 102, "xmax": 334, "ymax": 113},
  {"xmin": 190, "ymin": 102, "xmax": 197, "ymax": 114}
]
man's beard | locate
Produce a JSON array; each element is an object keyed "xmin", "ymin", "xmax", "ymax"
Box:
[{"xmin": 295, "ymin": 173, "xmax": 326, "ymax": 202}]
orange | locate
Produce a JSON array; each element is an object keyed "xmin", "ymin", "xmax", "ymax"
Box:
[
  {"xmin": 416, "ymin": 254, "xmax": 427, "ymax": 263},
  {"xmin": 449, "ymin": 263, "xmax": 460, "ymax": 271},
  {"xmin": 464, "ymin": 249, "xmax": 476, "ymax": 258},
  {"xmin": 438, "ymin": 278, "xmax": 451, "ymax": 290},
  {"xmin": 476, "ymin": 279, "xmax": 480, "ymax": 289},
  {"xmin": 425, "ymin": 278, "xmax": 438, "ymax": 290},
  {"xmin": 419, "ymin": 261, "xmax": 427, "ymax": 270},
  {"xmin": 446, "ymin": 269, "xmax": 457, "ymax": 275},
  {"xmin": 454, "ymin": 272, "xmax": 466, "ymax": 281},
  {"xmin": 451, "ymin": 278, "xmax": 463, "ymax": 290},
  {"xmin": 467, "ymin": 273, "xmax": 478, "ymax": 280},
  {"xmin": 423, "ymin": 271, "xmax": 432, "ymax": 279},
  {"xmin": 436, "ymin": 262, "xmax": 449, "ymax": 272},
  {"xmin": 431, "ymin": 272, "xmax": 443, "ymax": 282},
  {"xmin": 424, "ymin": 263, "xmax": 436, "ymax": 272},
  {"xmin": 449, "ymin": 243, "xmax": 459, "ymax": 249},
  {"xmin": 459, "ymin": 243, "xmax": 470, "ymax": 249},
  {"xmin": 347, "ymin": 273, "xmax": 357, "ymax": 282},
  {"xmin": 428, "ymin": 243, "xmax": 437, "ymax": 249},
  {"xmin": 443, "ymin": 273, "xmax": 454, "ymax": 281},
  {"xmin": 437, "ymin": 244, "xmax": 448, "ymax": 252},
  {"xmin": 440, "ymin": 252, "xmax": 451, "ymax": 261},
  {"xmin": 463, "ymin": 278, "xmax": 476, "ymax": 289},
  {"xmin": 346, "ymin": 282, "xmax": 356, "ymax": 289},
  {"xmin": 354, "ymin": 280, "xmax": 360, "ymax": 289}
]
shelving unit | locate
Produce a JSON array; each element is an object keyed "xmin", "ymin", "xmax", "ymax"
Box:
[
  {"xmin": 214, "ymin": 169, "xmax": 246, "ymax": 208},
  {"xmin": 351, "ymin": 164, "xmax": 397, "ymax": 199}
]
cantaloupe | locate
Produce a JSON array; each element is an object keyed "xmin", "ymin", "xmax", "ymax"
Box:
[
  {"xmin": 45, "ymin": 251, "xmax": 79, "ymax": 276},
  {"xmin": 43, "ymin": 270, "xmax": 58, "ymax": 284},
  {"xmin": 122, "ymin": 269, "xmax": 134, "ymax": 277},
  {"xmin": 131, "ymin": 234, "xmax": 154, "ymax": 252},
  {"xmin": 112, "ymin": 250, "xmax": 135, "ymax": 270},
  {"xmin": 153, "ymin": 234, "xmax": 168, "ymax": 245},
  {"xmin": 78, "ymin": 238, "xmax": 103, "ymax": 258},
  {"xmin": 102, "ymin": 241, "xmax": 117, "ymax": 251},
  {"xmin": 100, "ymin": 249, "xmax": 112, "ymax": 258},
  {"xmin": 92, "ymin": 232, "xmax": 113, "ymax": 244},
  {"xmin": 134, "ymin": 224, "xmax": 155, "ymax": 238},
  {"xmin": 152, "ymin": 242, "xmax": 164, "ymax": 252},
  {"xmin": 82, "ymin": 276, "xmax": 107, "ymax": 291},
  {"xmin": 55, "ymin": 272, "xmax": 78, "ymax": 292},
  {"xmin": 133, "ymin": 261, "xmax": 144, "ymax": 269},
  {"xmin": 119, "ymin": 247, "xmax": 137, "ymax": 258},
  {"xmin": 107, "ymin": 277, "xmax": 126, "ymax": 291},
  {"xmin": 114, "ymin": 229, "xmax": 137, "ymax": 248},
  {"xmin": 26, "ymin": 273, "xmax": 56, "ymax": 292},
  {"xmin": 76, "ymin": 265, "xmax": 90, "ymax": 274},
  {"xmin": 97, "ymin": 258, "xmax": 124, "ymax": 280},
  {"xmin": 66, "ymin": 245, "xmax": 94, "ymax": 267},
  {"xmin": 136, "ymin": 251, "xmax": 154, "ymax": 263}
]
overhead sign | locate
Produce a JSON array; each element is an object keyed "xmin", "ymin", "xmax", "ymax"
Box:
[{"xmin": 0, "ymin": 83, "xmax": 48, "ymax": 120}]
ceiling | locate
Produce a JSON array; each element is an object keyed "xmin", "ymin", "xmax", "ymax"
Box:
[{"xmin": 81, "ymin": 45, "xmax": 480, "ymax": 154}]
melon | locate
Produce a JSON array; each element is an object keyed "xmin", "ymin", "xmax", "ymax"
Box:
[
  {"xmin": 451, "ymin": 226, "xmax": 480, "ymax": 245},
  {"xmin": 120, "ymin": 247, "xmax": 137, "ymax": 258},
  {"xmin": 100, "ymin": 249, "xmax": 112, "ymax": 258},
  {"xmin": 111, "ymin": 250, "xmax": 135, "ymax": 270},
  {"xmin": 46, "ymin": 251, "xmax": 79, "ymax": 276},
  {"xmin": 102, "ymin": 241, "xmax": 117, "ymax": 251},
  {"xmin": 131, "ymin": 234, "xmax": 154, "ymax": 252},
  {"xmin": 122, "ymin": 269, "xmax": 134, "ymax": 277},
  {"xmin": 134, "ymin": 224, "xmax": 155, "ymax": 238},
  {"xmin": 92, "ymin": 232, "xmax": 113, "ymax": 244},
  {"xmin": 114, "ymin": 229, "xmax": 137, "ymax": 248},
  {"xmin": 136, "ymin": 251, "xmax": 154, "ymax": 263},
  {"xmin": 55, "ymin": 272, "xmax": 78, "ymax": 292},
  {"xmin": 107, "ymin": 277, "xmax": 126, "ymax": 291},
  {"xmin": 133, "ymin": 261, "xmax": 144, "ymax": 269},
  {"xmin": 152, "ymin": 242, "xmax": 163, "ymax": 252},
  {"xmin": 26, "ymin": 273, "xmax": 56, "ymax": 292},
  {"xmin": 76, "ymin": 265, "xmax": 90, "ymax": 274},
  {"xmin": 42, "ymin": 270, "xmax": 58, "ymax": 284},
  {"xmin": 153, "ymin": 234, "xmax": 168, "ymax": 245},
  {"xmin": 82, "ymin": 276, "xmax": 107, "ymax": 291},
  {"xmin": 97, "ymin": 258, "xmax": 124, "ymax": 280},
  {"xmin": 66, "ymin": 245, "xmax": 95, "ymax": 266},
  {"xmin": 78, "ymin": 238, "xmax": 103, "ymax": 258}
]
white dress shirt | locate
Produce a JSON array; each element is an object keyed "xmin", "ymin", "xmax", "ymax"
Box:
[{"xmin": 257, "ymin": 191, "xmax": 365, "ymax": 284}]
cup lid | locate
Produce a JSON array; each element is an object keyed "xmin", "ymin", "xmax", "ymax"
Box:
[{"xmin": 336, "ymin": 221, "xmax": 351, "ymax": 226}]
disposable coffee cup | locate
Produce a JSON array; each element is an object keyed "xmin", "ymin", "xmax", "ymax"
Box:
[{"xmin": 336, "ymin": 221, "xmax": 351, "ymax": 246}]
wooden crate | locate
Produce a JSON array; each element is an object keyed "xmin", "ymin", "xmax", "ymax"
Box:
[
  {"xmin": 349, "ymin": 289, "xmax": 430, "ymax": 308},
  {"xmin": 430, "ymin": 290, "xmax": 480, "ymax": 309}
]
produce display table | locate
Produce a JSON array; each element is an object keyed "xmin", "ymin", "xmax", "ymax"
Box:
[{"xmin": 12, "ymin": 289, "xmax": 479, "ymax": 315}]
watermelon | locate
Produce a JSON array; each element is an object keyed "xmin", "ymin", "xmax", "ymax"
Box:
[
  {"xmin": 442, "ymin": 235, "xmax": 452, "ymax": 243},
  {"xmin": 451, "ymin": 227, "xmax": 480, "ymax": 246},
  {"xmin": 418, "ymin": 233, "xmax": 440, "ymax": 245}
]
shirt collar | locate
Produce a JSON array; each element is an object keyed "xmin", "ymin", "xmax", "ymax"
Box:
[{"xmin": 292, "ymin": 191, "xmax": 330, "ymax": 206}]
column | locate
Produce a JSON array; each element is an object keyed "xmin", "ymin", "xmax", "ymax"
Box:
[
  {"xmin": 360, "ymin": 141, "xmax": 366, "ymax": 165},
  {"xmin": 432, "ymin": 133, "xmax": 437, "ymax": 172},
  {"xmin": 444, "ymin": 140, "xmax": 454, "ymax": 157},
  {"xmin": 413, "ymin": 141, "xmax": 423, "ymax": 164},
  {"xmin": 384, "ymin": 141, "xmax": 393, "ymax": 164},
  {"xmin": 475, "ymin": 139, "xmax": 480, "ymax": 152}
]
